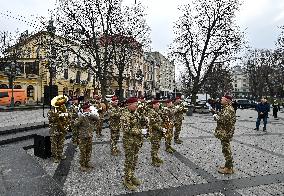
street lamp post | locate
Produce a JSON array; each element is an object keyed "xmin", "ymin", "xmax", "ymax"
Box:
[
  {"xmin": 4, "ymin": 62, "xmax": 21, "ymax": 108},
  {"xmin": 46, "ymin": 19, "xmax": 57, "ymax": 109}
]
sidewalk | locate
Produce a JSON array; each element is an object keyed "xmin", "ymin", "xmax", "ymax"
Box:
[{"xmin": 0, "ymin": 109, "xmax": 48, "ymax": 129}]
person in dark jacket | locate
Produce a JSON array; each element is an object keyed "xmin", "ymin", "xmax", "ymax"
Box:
[
  {"xmin": 254, "ymin": 97, "xmax": 270, "ymax": 131},
  {"xmin": 232, "ymin": 100, "xmax": 238, "ymax": 113},
  {"xmin": 272, "ymin": 100, "xmax": 280, "ymax": 119}
]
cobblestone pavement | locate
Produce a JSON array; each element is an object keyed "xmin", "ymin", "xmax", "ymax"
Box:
[
  {"xmin": 21, "ymin": 108, "xmax": 284, "ymax": 196},
  {"xmin": 0, "ymin": 109, "xmax": 48, "ymax": 128}
]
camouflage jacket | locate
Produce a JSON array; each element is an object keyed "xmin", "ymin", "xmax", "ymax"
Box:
[
  {"xmin": 148, "ymin": 108, "xmax": 163, "ymax": 132},
  {"xmin": 48, "ymin": 109, "xmax": 70, "ymax": 136},
  {"xmin": 120, "ymin": 109, "xmax": 145, "ymax": 136},
  {"xmin": 109, "ymin": 105, "xmax": 121, "ymax": 130},
  {"xmin": 68, "ymin": 104, "xmax": 79, "ymax": 123},
  {"xmin": 74, "ymin": 113, "xmax": 98, "ymax": 139},
  {"xmin": 174, "ymin": 102, "xmax": 187, "ymax": 123},
  {"xmin": 214, "ymin": 104, "xmax": 236, "ymax": 141},
  {"xmin": 161, "ymin": 106, "xmax": 175, "ymax": 128},
  {"xmin": 136, "ymin": 101, "xmax": 150, "ymax": 116}
]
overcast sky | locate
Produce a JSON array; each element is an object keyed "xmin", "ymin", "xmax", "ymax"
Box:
[{"xmin": 1, "ymin": 0, "xmax": 284, "ymax": 56}]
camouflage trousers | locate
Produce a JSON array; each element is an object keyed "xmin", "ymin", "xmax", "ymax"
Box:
[
  {"xmin": 96, "ymin": 118, "xmax": 103, "ymax": 136},
  {"xmin": 110, "ymin": 129, "xmax": 120, "ymax": 152},
  {"xmin": 79, "ymin": 137, "xmax": 93, "ymax": 167},
  {"xmin": 150, "ymin": 130, "xmax": 163, "ymax": 160},
  {"xmin": 221, "ymin": 140, "xmax": 233, "ymax": 168},
  {"xmin": 123, "ymin": 135, "xmax": 143, "ymax": 182},
  {"xmin": 50, "ymin": 133, "xmax": 66, "ymax": 160},
  {"xmin": 164, "ymin": 127, "xmax": 173, "ymax": 149},
  {"xmin": 174, "ymin": 121, "xmax": 182, "ymax": 140},
  {"xmin": 71, "ymin": 123, "xmax": 79, "ymax": 146}
]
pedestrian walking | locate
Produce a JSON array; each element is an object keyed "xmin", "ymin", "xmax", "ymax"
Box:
[
  {"xmin": 254, "ymin": 97, "xmax": 270, "ymax": 131},
  {"xmin": 272, "ymin": 100, "xmax": 280, "ymax": 119},
  {"xmin": 213, "ymin": 95, "xmax": 236, "ymax": 174},
  {"xmin": 232, "ymin": 100, "xmax": 238, "ymax": 113}
]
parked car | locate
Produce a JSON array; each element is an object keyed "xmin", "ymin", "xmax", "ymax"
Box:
[
  {"xmin": 235, "ymin": 99, "xmax": 251, "ymax": 109},
  {"xmin": 194, "ymin": 100, "xmax": 210, "ymax": 113}
]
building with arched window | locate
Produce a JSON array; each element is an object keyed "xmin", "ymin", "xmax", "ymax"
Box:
[{"xmin": 0, "ymin": 31, "xmax": 96, "ymax": 104}]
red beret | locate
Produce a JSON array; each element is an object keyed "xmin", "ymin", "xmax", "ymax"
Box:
[
  {"xmin": 127, "ymin": 97, "xmax": 138, "ymax": 104},
  {"xmin": 224, "ymin": 95, "xmax": 232, "ymax": 101},
  {"xmin": 112, "ymin": 96, "xmax": 118, "ymax": 101},
  {"xmin": 152, "ymin": 100, "xmax": 159, "ymax": 105},
  {"xmin": 166, "ymin": 99, "xmax": 172, "ymax": 104},
  {"xmin": 81, "ymin": 103, "xmax": 90, "ymax": 110}
]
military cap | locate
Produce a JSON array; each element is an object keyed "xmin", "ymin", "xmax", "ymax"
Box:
[
  {"xmin": 152, "ymin": 100, "xmax": 159, "ymax": 105},
  {"xmin": 224, "ymin": 95, "xmax": 232, "ymax": 101},
  {"xmin": 81, "ymin": 103, "xmax": 90, "ymax": 110},
  {"xmin": 127, "ymin": 97, "xmax": 138, "ymax": 104},
  {"xmin": 166, "ymin": 99, "xmax": 172, "ymax": 104},
  {"xmin": 112, "ymin": 96, "xmax": 118, "ymax": 101}
]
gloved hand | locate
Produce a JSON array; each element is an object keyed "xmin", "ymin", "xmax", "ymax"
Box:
[
  {"xmin": 142, "ymin": 129, "xmax": 148, "ymax": 135},
  {"xmin": 213, "ymin": 114, "xmax": 219, "ymax": 120}
]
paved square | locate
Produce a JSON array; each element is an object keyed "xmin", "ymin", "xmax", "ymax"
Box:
[{"xmin": 1, "ymin": 109, "xmax": 284, "ymax": 195}]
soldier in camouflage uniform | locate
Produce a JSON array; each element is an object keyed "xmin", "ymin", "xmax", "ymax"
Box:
[
  {"xmin": 94, "ymin": 96, "xmax": 105, "ymax": 137},
  {"xmin": 120, "ymin": 97, "xmax": 146, "ymax": 191},
  {"xmin": 148, "ymin": 100, "xmax": 165, "ymax": 167},
  {"xmin": 174, "ymin": 96, "xmax": 187, "ymax": 144},
  {"xmin": 213, "ymin": 95, "xmax": 236, "ymax": 174},
  {"xmin": 48, "ymin": 95, "xmax": 70, "ymax": 163},
  {"xmin": 109, "ymin": 96, "xmax": 121, "ymax": 156},
  {"xmin": 68, "ymin": 97, "xmax": 80, "ymax": 147},
  {"xmin": 74, "ymin": 103, "xmax": 99, "ymax": 172},
  {"xmin": 161, "ymin": 99, "xmax": 176, "ymax": 153}
]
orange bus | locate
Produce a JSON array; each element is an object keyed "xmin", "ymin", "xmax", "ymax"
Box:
[{"xmin": 0, "ymin": 89, "xmax": 27, "ymax": 106}]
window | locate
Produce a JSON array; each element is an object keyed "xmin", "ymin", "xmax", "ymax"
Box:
[
  {"xmin": 27, "ymin": 85, "xmax": 34, "ymax": 98},
  {"xmin": 64, "ymin": 69, "xmax": 68, "ymax": 79},
  {"xmin": 235, "ymin": 84, "xmax": 237, "ymax": 87},
  {"xmin": 25, "ymin": 62, "xmax": 39, "ymax": 75},
  {"xmin": 76, "ymin": 71, "xmax": 81, "ymax": 83},
  {"xmin": 87, "ymin": 72, "xmax": 91, "ymax": 82}
]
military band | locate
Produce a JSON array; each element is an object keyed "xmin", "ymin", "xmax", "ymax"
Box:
[{"xmin": 47, "ymin": 94, "xmax": 236, "ymax": 190}]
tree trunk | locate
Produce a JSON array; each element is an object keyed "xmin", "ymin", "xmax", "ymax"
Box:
[
  {"xmin": 118, "ymin": 79, "xmax": 124, "ymax": 102},
  {"xmin": 100, "ymin": 79, "xmax": 107, "ymax": 102}
]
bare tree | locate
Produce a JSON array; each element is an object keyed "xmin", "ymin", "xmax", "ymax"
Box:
[
  {"xmin": 52, "ymin": 0, "xmax": 150, "ymax": 101},
  {"xmin": 243, "ymin": 49, "xmax": 283, "ymax": 99},
  {"xmin": 170, "ymin": 0, "xmax": 244, "ymax": 104},
  {"xmin": 53, "ymin": 0, "xmax": 122, "ymax": 100},
  {"xmin": 203, "ymin": 63, "xmax": 233, "ymax": 99},
  {"xmin": 108, "ymin": 2, "xmax": 151, "ymax": 101},
  {"xmin": 178, "ymin": 70, "xmax": 192, "ymax": 98}
]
